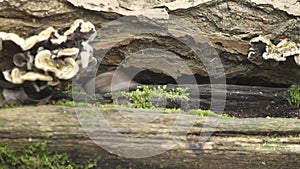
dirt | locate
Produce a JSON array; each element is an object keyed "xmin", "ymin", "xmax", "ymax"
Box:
[
  {"xmin": 225, "ymin": 101, "xmax": 300, "ymax": 118},
  {"xmin": 153, "ymin": 84, "xmax": 300, "ymax": 119}
]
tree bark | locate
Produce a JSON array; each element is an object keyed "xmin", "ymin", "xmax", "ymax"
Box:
[
  {"xmin": 0, "ymin": 105, "xmax": 300, "ymax": 168},
  {"xmin": 0, "ymin": 0, "xmax": 299, "ymax": 85},
  {"xmin": 0, "ymin": 1, "xmax": 300, "ymax": 168}
]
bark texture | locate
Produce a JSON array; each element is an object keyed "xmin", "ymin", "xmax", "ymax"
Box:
[
  {"xmin": 0, "ymin": 105, "xmax": 300, "ymax": 168},
  {"xmin": 0, "ymin": 0, "xmax": 299, "ymax": 85},
  {"xmin": 0, "ymin": 1, "xmax": 300, "ymax": 168}
]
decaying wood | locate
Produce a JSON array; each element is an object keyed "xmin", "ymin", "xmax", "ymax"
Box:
[
  {"xmin": 0, "ymin": 0, "xmax": 299, "ymax": 86},
  {"xmin": 0, "ymin": 1, "xmax": 300, "ymax": 168},
  {"xmin": 0, "ymin": 105, "xmax": 299, "ymax": 168},
  {"xmin": 146, "ymin": 84, "xmax": 298, "ymax": 118}
]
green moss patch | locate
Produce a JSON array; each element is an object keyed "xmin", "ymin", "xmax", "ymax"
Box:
[{"xmin": 0, "ymin": 141, "xmax": 99, "ymax": 169}]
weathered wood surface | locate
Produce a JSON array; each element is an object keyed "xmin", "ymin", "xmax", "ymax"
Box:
[
  {"xmin": 0, "ymin": 0, "xmax": 300, "ymax": 86},
  {"xmin": 0, "ymin": 1, "xmax": 300, "ymax": 168},
  {"xmin": 0, "ymin": 105, "xmax": 300, "ymax": 168},
  {"xmin": 142, "ymin": 84, "xmax": 299, "ymax": 118}
]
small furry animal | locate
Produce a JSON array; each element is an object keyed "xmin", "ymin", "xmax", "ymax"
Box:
[
  {"xmin": 84, "ymin": 71, "xmax": 138, "ymax": 95},
  {"xmin": 0, "ymin": 71, "xmax": 137, "ymax": 105}
]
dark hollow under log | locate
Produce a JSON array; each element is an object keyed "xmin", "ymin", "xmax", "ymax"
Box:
[
  {"xmin": 0, "ymin": 0, "xmax": 299, "ymax": 168},
  {"xmin": 114, "ymin": 84, "xmax": 299, "ymax": 118},
  {"xmin": 0, "ymin": 0, "xmax": 300, "ymax": 86},
  {"xmin": 185, "ymin": 84, "xmax": 299, "ymax": 118}
]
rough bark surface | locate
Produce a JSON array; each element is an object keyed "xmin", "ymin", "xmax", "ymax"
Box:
[
  {"xmin": 0, "ymin": 1, "xmax": 300, "ymax": 168},
  {"xmin": 0, "ymin": 105, "xmax": 300, "ymax": 168},
  {"xmin": 0, "ymin": 0, "xmax": 299, "ymax": 85}
]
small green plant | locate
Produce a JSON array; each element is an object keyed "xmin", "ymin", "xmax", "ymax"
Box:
[
  {"xmin": 96, "ymin": 103, "xmax": 120, "ymax": 108},
  {"xmin": 123, "ymin": 85, "xmax": 153, "ymax": 109},
  {"xmin": 162, "ymin": 108, "xmax": 184, "ymax": 113},
  {"xmin": 287, "ymin": 84, "xmax": 300, "ymax": 108},
  {"xmin": 55, "ymin": 100, "xmax": 91, "ymax": 107},
  {"xmin": 0, "ymin": 103, "xmax": 22, "ymax": 109},
  {"xmin": 187, "ymin": 109, "xmax": 230, "ymax": 118},
  {"xmin": 0, "ymin": 141, "xmax": 99, "ymax": 169},
  {"xmin": 121, "ymin": 85, "xmax": 189, "ymax": 109},
  {"xmin": 152, "ymin": 85, "xmax": 189, "ymax": 101}
]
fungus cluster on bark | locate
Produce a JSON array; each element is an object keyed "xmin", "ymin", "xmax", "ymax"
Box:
[
  {"xmin": 0, "ymin": 19, "xmax": 97, "ymax": 103},
  {"xmin": 248, "ymin": 35, "xmax": 300, "ymax": 66}
]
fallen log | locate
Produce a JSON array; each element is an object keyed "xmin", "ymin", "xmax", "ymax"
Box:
[
  {"xmin": 1, "ymin": 0, "xmax": 300, "ymax": 87},
  {"xmin": 0, "ymin": 105, "xmax": 299, "ymax": 168}
]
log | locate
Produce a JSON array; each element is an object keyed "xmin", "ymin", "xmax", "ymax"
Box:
[
  {"xmin": 128, "ymin": 84, "xmax": 299, "ymax": 118},
  {"xmin": 0, "ymin": 105, "xmax": 300, "ymax": 168},
  {"xmin": 0, "ymin": 1, "xmax": 299, "ymax": 168},
  {"xmin": 0, "ymin": 0, "xmax": 300, "ymax": 86}
]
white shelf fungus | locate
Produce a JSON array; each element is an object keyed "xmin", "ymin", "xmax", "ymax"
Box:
[
  {"xmin": 34, "ymin": 49, "xmax": 80, "ymax": 80},
  {"xmin": 3, "ymin": 68, "xmax": 53, "ymax": 84},
  {"xmin": 0, "ymin": 19, "xmax": 97, "ymax": 92},
  {"xmin": 248, "ymin": 35, "xmax": 300, "ymax": 66}
]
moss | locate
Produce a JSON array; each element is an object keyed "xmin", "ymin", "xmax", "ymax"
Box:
[
  {"xmin": 121, "ymin": 85, "xmax": 189, "ymax": 109},
  {"xmin": 69, "ymin": 85, "xmax": 230, "ymax": 118},
  {"xmin": 55, "ymin": 100, "xmax": 91, "ymax": 107},
  {"xmin": 96, "ymin": 103, "xmax": 120, "ymax": 108},
  {"xmin": 0, "ymin": 104, "xmax": 22, "ymax": 109},
  {"xmin": 0, "ymin": 141, "xmax": 99, "ymax": 169},
  {"xmin": 162, "ymin": 108, "xmax": 184, "ymax": 113},
  {"xmin": 287, "ymin": 84, "xmax": 300, "ymax": 108},
  {"xmin": 187, "ymin": 109, "xmax": 230, "ymax": 118}
]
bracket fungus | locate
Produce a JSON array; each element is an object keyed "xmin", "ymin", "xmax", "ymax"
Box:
[
  {"xmin": 0, "ymin": 19, "xmax": 97, "ymax": 103},
  {"xmin": 3, "ymin": 68, "xmax": 53, "ymax": 84},
  {"xmin": 248, "ymin": 35, "xmax": 300, "ymax": 66},
  {"xmin": 13, "ymin": 52, "xmax": 34, "ymax": 69},
  {"xmin": 34, "ymin": 49, "xmax": 79, "ymax": 80},
  {"xmin": 55, "ymin": 48, "xmax": 80, "ymax": 59}
]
